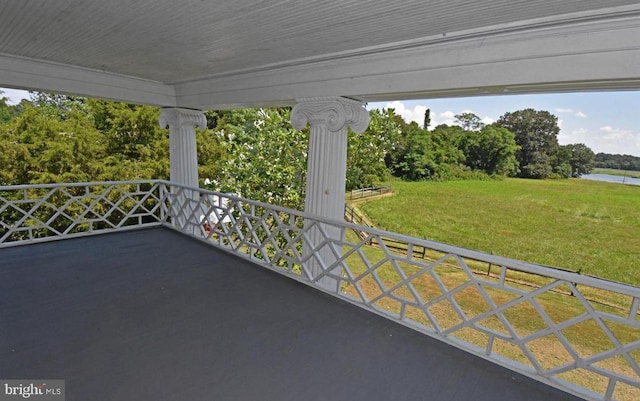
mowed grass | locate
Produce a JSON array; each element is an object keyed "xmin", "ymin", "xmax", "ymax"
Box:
[{"xmin": 358, "ymin": 178, "xmax": 640, "ymax": 286}]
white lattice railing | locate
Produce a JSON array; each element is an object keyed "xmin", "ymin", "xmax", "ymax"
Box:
[
  {"xmin": 0, "ymin": 181, "xmax": 165, "ymax": 246},
  {"xmin": 2, "ymin": 181, "xmax": 639, "ymax": 400}
]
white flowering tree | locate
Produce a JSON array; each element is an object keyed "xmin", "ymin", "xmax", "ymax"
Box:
[
  {"xmin": 205, "ymin": 108, "xmax": 308, "ymax": 210},
  {"xmin": 347, "ymin": 108, "xmax": 401, "ymax": 190}
]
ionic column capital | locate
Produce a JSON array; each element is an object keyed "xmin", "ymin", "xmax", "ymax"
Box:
[
  {"xmin": 291, "ymin": 97, "xmax": 369, "ymax": 134},
  {"xmin": 159, "ymin": 108, "xmax": 206, "ymax": 131}
]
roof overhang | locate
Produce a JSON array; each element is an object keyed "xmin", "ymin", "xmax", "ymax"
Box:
[{"xmin": 1, "ymin": 2, "xmax": 639, "ymax": 109}]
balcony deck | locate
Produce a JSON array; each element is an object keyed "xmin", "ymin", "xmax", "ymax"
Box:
[{"xmin": 0, "ymin": 227, "xmax": 583, "ymax": 400}]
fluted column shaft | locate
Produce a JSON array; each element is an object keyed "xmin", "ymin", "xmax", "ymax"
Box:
[
  {"xmin": 292, "ymin": 97, "xmax": 370, "ymax": 219},
  {"xmin": 159, "ymin": 108, "xmax": 206, "ymax": 234},
  {"xmin": 159, "ymin": 108, "xmax": 206, "ymax": 188},
  {"xmin": 291, "ymin": 97, "xmax": 370, "ymax": 290}
]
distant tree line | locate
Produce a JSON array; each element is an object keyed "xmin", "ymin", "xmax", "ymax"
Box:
[
  {"xmin": 382, "ymin": 107, "xmax": 595, "ymax": 181},
  {"xmin": 1, "ymin": 91, "xmax": 599, "ymax": 211},
  {"xmin": 594, "ymin": 152, "xmax": 640, "ymax": 171}
]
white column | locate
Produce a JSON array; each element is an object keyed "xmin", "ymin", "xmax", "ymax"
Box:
[
  {"xmin": 159, "ymin": 108, "xmax": 206, "ymax": 233},
  {"xmin": 159, "ymin": 108, "xmax": 206, "ymax": 188},
  {"xmin": 291, "ymin": 97, "xmax": 370, "ymax": 290}
]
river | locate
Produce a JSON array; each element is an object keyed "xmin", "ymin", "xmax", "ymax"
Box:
[{"xmin": 580, "ymin": 173, "xmax": 640, "ymax": 186}]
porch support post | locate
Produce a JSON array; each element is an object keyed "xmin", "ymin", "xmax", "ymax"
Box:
[
  {"xmin": 291, "ymin": 97, "xmax": 370, "ymax": 290},
  {"xmin": 159, "ymin": 108, "xmax": 206, "ymax": 188},
  {"xmin": 159, "ymin": 108, "xmax": 206, "ymax": 233}
]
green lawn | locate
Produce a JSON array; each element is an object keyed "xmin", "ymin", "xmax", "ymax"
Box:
[
  {"xmin": 358, "ymin": 178, "xmax": 640, "ymax": 285},
  {"xmin": 592, "ymin": 168, "xmax": 640, "ymax": 178}
]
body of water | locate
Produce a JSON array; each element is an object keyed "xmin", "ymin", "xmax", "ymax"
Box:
[{"xmin": 581, "ymin": 173, "xmax": 640, "ymax": 186}]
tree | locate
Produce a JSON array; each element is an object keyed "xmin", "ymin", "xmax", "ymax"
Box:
[
  {"xmin": 86, "ymin": 99, "xmax": 170, "ymax": 181},
  {"xmin": 208, "ymin": 108, "xmax": 308, "ymax": 210},
  {"xmin": 522, "ymin": 152, "xmax": 553, "ymax": 179},
  {"xmin": 594, "ymin": 153, "xmax": 640, "ymax": 171},
  {"xmin": 347, "ymin": 109, "xmax": 400, "ymax": 190},
  {"xmin": 552, "ymin": 145, "xmax": 573, "ymax": 178},
  {"xmin": 429, "ymin": 125, "xmax": 466, "ymax": 168},
  {"xmin": 391, "ymin": 123, "xmax": 436, "ymax": 180},
  {"xmin": 0, "ymin": 91, "xmax": 26, "ymax": 125},
  {"xmin": 455, "ymin": 112, "xmax": 485, "ymax": 131},
  {"xmin": 495, "ymin": 109, "xmax": 560, "ymax": 179},
  {"xmin": 0, "ymin": 91, "xmax": 15, "ymax": 123},
  {"xmin": 1, "ymin": 99, "xmax": 107, "ymax": 184},
  {"xmin": 563, "ymin": 143, "xmax": 595, "ymax": 177},
  {"xmin": 423, "ymin": 109, "xmax": 431, "ymax": 130},
  {"xmin": 460, "ymin": 125, "xmax": 520, "ymax": 176}
]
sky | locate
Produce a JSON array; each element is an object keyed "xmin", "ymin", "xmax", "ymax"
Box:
[{"xmin": 2, "ymin": 87, "xmax": 639, "ymax": 157}]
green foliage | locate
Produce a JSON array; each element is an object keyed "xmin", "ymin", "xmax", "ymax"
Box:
[
  {"xmin": 458, "ymin": 125, "xmax": 520, "ymax": 176},
  {"xmin": 569, "ymin": 144, "xmax": 595, "ymax": 176},
  {"xmin": 390, "ymin": 122, "xmax": 437, "ymax": 180},
  {"xmin": 386, "ymin": 110, "xmax": 520, "ymax": 182},
  {"xmin": 503, "ymin": 114, "xmax": 597, "ymax": 180},
  {"xmin": 455, "ymin": 112, "xmax": 485, "ymax": 131},
  {"xmin": 87, "ymin": 99, "xmax": 170, "ymax": 180},
  {"xmin": 594, "ymin": 152, "xmax": 640, "ymax": 171},
  {"xmin": 0, "ymin": 91, "xmax": 20, "ymax": 124},
  {"xmin": 549, "ymin": 143, "xmax": 596, "ymax": 179},
  {"xmin": 495, "ymin": 108, "xmax": 560, "ymax": 179},
  {"xmin": 0, "ymin": 93, "xmax": 233, "ymax": 187},
  {"xmin": 423, "ymin": 108, "xmax": 431, "ymax": 130},
  {"xmin": 346, "ymin": 109, "xmax": 400, "ymax": 189},
  {"xmin": 206, "ymin": 108, "xmax": 307, "ymax": 210},
  {"xmin": 1, "ymin": 101, "xmax": 104, "ymax": 184}
]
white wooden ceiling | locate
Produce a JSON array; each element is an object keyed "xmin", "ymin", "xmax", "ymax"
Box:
[{"xmin": 1, "ymin": 1, "xmax": 639, "ymax": 109}]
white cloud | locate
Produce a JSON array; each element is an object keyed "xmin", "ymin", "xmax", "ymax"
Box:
[
  {"xmin": 379, "ymin": 101, "xmax": 494, "ymax": 129},
  {"xmin": 558, "ymin": 125, "xmax": 640, "ymax": 155},
  {"xmin": 434, "ymin": 111, "xmax": 457, "ymax": 126},
  {"xmin": 383, "ymin": 101, "xmax": 427, "ymax": 126},
  {"xmin": 554, "ymin": 108, "xmax": 587, "ymax": 118},
  {"xmin": 481, "ymin": 116, "xmax": 495, "ymax": 125},
  {"xmin": 555, "ymin": 108, "xmax": 574, "ymax": 113},
  {"xmin": 599, "ymin": 126, "xmax": 636, "ymax": 140},
  {"xmin": 558, "ymin": 127, "xmax": 588, "ymax": 144}
]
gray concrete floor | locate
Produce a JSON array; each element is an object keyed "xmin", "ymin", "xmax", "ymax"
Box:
[{"xmin": 0, "ymin": 228, "xmax": 584, "ymax": 400}]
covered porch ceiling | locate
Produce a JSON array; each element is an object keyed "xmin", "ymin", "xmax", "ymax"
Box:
[{"xmin": 1, "ymin": 1, "xmax": 639, "ymax": 110}]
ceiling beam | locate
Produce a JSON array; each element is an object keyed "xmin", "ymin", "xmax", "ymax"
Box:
[{"xmin": 0, "ymin": 54, "xmax": 176, "ymax": 106}]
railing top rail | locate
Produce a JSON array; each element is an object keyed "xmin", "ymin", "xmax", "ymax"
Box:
[{"xmin": 162, "ymin": 180, "xmax": 640, "ymax": 297}]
